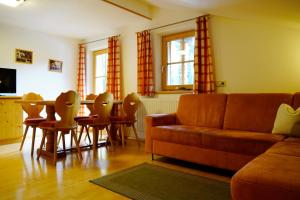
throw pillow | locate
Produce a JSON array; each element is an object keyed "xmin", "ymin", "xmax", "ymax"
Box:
[{"xmin": 272, "ymin": 104, "xmax": 300, "ymax": 136}]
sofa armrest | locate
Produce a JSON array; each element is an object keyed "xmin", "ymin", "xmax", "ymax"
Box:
[{"xmin": 144, "ymin": 113, "xmax": 177, "ymax": 153}]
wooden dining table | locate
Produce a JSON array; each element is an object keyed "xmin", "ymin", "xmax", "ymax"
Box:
[{"xmin": 15, "ymin": 99, "xmax": 122, "ymax": 159}]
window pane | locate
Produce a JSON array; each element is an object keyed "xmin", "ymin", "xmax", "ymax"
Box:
[
  {"xmin": 168, "ymin": 39, "xmax": 181, "ymax": 63},
  {"xmin": 95, "ymin": 53, "xmax": 108, "ymax": 77},
  {"xmin": 95, "ymin": 77, "xmax": 106, "ymax": 94},
  {"xmin": 167, "ymin": 64, "xmax": 182, "ymax": 85},
  {"xmin": 184, "ymin": 36, "xmax": 195, "ymax": 61},
  {"xmin": 184, "ymin": 62, "xmax": 194, "ymax": 85}
]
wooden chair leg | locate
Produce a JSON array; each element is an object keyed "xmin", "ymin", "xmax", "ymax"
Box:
[
  {"xmin": 100, "ymin": 130, "xmax": 103, "ymax": 140},
  {"xmin": 120, "ymin": 124, "xmax": 125, "ymax": 147},
  {"xmin": 85, "ymin": 125, "xmax": 92, "ymax": 144},
  {"xmin": 20, "ymin": 125, "xmax": 29, "ymax": 151},
  {"xmin": 62, "ymin": 133, "xmax": 66, "ymax": 153},
  {"xmin": 117, "ymin": 125, "xmax": 122, "ymax": 141},
  {"xmin": 53, "ymin": 131, "xmax": 58, "ymax": 164},
  {"xmin": 131, "ymin": 123, "xmax": 140, "ymax": 147},
  {"xmin": 72, "ymin": 129, "xmax": 82, "ymax": 160},
  {"xmin": 37, "ymin": 130, "xmax": 46, "ymax": 160},
  {"xmin": 31, "ymin": 126, "xmax": 37, "ymax": 156},
  {"xmin": 92, "ymin": 127, "xmax": 98, "ymax": 150},
  {"xmin": 57, "ymin": 133, "xmax": 62, "ymax": 146},
  {"xmin": 70, "ymin": 130, "xmax": 73, "ymax": 149},
  {"xmin": 78, "ymin": 125, "xmax": 84, "ymax": 144},
  {"xmin": 105, "ymin": 126, "xmax": 114, "ymax": 149}
]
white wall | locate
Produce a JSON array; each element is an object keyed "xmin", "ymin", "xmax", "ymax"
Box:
[
  {"xmin": 0, "ymin": 23, "xmax": 79, "ymax": 99},
  {"xmin": 211, "ymin": 16, "xmax": 300, "ymax": 93},
  {"xmin": 118, "ymin": 10, "xmax": 300, "ymax": 95}
]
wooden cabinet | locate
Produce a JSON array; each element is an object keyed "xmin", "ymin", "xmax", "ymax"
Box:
[{"xmin": 0, "ymin": 97, "xmax": 23, "ymax": 141}]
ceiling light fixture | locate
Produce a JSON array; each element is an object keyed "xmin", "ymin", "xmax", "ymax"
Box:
[{"xmin": 0, "ymin": 0, "xmax": 26, "ymax": 7}]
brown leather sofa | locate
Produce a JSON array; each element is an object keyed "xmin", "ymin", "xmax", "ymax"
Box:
[{"xmin": 145, "ymin": 93, "xmax": 300, "ymax": 200}]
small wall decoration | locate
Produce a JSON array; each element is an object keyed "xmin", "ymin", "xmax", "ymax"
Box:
[
  {"xmin": 48, "ymin": 59, "xmax": 63, "ymax": 72},
  {"xmin": 15, "ymin": 49, "xmax": 33, "ymax": 64}
]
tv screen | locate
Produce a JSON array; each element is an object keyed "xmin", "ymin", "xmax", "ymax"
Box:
[{"xmin": 0, "ymin": 68, "xmax": 16, "ymax": 94}]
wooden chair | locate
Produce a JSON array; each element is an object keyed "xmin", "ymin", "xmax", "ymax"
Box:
[
  {"xmin": 37, "ymin": 90, "xmax": 82, "ymax": 163},
  {"xmin": 110, "ymin": 93, "xmax": 140, "ymax": 147},
  {"xmin": 77, "ymin": 92, "xmax": 114, "ymax": 150},
  {"xmin": 20, "ymin": 92, "xmax": 46, "ymax": 156},
  {"xmin": 74, "ymin": 93, "xmax": 97, "ymax": 144}
]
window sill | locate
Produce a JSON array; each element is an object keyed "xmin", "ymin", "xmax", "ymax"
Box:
[{"xmin": 156, "ymin": 90, "xmax": 193, "ymax": 94}]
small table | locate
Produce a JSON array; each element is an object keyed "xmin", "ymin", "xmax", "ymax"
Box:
[{"xmin": 15, "ymin": 99, "xmax": 122, "ymax": 159}]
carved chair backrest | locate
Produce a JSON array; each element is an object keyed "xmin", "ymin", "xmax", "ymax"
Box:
[
  {"xmin": 22, "ymin": 92, "xmax": 44, "ymax": 119},
  {"xmin": 55, "ymin": 90, "xmax": 80, "ymax": 128},
  {"xmin": 93, "ymin": 92, "xmax": 113, "ymax": 124},
  {"xmin": 123, "ymin": 93, "xmax": 140, "ymax": 121},
  {"xmin": 85, "ymin": 94, "xmax": 97, "ymax": 115}
]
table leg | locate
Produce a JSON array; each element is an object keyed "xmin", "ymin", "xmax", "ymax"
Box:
[
  {"xmin": 45, "ymin": 105, "xmax": 56, "ymax": 153},
  {"xmin": 110, "ymin": 104, "xmax": 121, "ymax": 140}
]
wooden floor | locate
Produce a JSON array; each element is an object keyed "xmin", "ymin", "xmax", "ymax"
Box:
[{"xmin": 0, "ymin": 135, "xmax": 232, "ymax": 200}]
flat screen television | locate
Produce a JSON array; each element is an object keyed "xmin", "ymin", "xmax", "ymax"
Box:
[{"xmin": 0, "ymin": 68, "xmax": 17, "ymax": 95}]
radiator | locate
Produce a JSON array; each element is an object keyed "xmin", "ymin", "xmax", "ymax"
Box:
[{"xmin": 136, "ymin": 99, "xmax": 178, "ymax": 138}]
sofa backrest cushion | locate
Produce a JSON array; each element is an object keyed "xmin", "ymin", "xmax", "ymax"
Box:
[
  {"xmin": 223, "ymin": 93, "xmax": 293, "ymax": 133},
  {"xmin": 176, "ymin": 94, "xmax": 227, "ymax": 128},
  {"xmin": 293, "ymin": 92, "xmax": 300, "ymax": 109}
]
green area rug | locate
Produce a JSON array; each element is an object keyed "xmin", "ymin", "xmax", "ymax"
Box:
[{"xmin": 90, "ymin": 163, "xmax": 231, "ymax": 200}]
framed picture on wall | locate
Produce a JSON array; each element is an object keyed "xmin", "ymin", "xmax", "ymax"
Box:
[
  {"xmin": 15, "ymin": 49, "xmax": 33, "ymax": 64},
  {"xmin": 48, "ymin": 59, "xmax": 63, "ymax": 72}
]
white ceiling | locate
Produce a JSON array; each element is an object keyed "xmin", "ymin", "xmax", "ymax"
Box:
[
  {"xmin": 0, "ymin": 0, "xmax": 299, "ymax": 40},
  {"xmin": 0, "ymin": 0, "xmax": 150, "ymax": 39},
  {"xmin": 147, "ymin": 0, "xmax": 300, "ymax": 29}
]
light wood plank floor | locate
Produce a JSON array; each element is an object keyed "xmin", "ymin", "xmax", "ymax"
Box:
[{"xmin": 0, "ymin": 135, "xmax": 231, "ymax": 200}]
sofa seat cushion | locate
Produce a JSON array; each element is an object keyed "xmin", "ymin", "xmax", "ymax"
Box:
[
  {"xmin": 151, "ymin": 125, "xmax": 219, "ymax": 148},
  {"xmin": 231, "ymin": 153, "xmax": 300, "ymax": 200},
  {"xmin": 284, "ymin": 137, "xmax": 300, "ymax": 143},
  {"xmin": 202, "ymin": 130, "xmax": 285, "ymax": 156},
  {"xmin": 266, "ymin": 141, "xmax": 300, "ymax": 157}
]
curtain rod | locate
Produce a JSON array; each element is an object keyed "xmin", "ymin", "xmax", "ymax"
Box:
[
  {"xmin": 102, "ymin": 0, "xmax": 152, "ymax": 20},
  {"xmin": 80, "ymin": 34, "xmax": 121, "ymax": 45},
  {"xmin": 136, "ymin": 14, "xmax": 209, "ymax": 33}
]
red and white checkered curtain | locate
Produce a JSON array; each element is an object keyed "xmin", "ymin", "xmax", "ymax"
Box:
[
  {"xmin": 137, "ymin": 30, "xmax": 155, "ymax": 96},
  {"xmin": 106, "ymin": 36, "xmax": 122, "ymax": 100},
  {"xmin": 77, "ymin": 44, "xmax": 86, "ymax": 115},
  {"xmin": 194, "ymin": 15, "xmax": 215, "ymax": 94}
]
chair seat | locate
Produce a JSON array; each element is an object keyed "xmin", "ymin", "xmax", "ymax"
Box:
[
  {"xmin": 110, "ymin": 116, "xmax": 125, "ymax": 121},
  {"xmin": 39, "ymin": 120, "xmax": 57, "ymax": 128},
  {"xmin": 24, "ymin": 117, "xmax": 46, "ymax": 125},
  {"xmin": 74, "ymin": 116, "xmax": 90, "ymax": 121},
  {"xmin": 77, "ymin": 117, "xmax": 94, "ymax": 125},
  {"xmin": 110, "ymin": 116, "xmax": 136, "ymax": 124},
  {"xmin": 75, "ymin": 115, "xmax": 98, "ymax": 122},
  {"xmin": 39, "ymin": 120, "xmax": 76, "ymax": 131}
]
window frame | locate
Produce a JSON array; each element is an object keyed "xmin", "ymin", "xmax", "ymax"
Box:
[
  {"xmin": 93, "ymin": 49, "xmax": 108, "ymax": 94},
  {"xmin": 162, "ymin": 30, "xmax": 195, "ymax": 91}
]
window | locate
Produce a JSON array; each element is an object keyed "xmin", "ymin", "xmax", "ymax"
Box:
[
  {"xmin": 93, "ymin": 49, "xmax": 108, "ymax": 94},
  {"xmin": 162, "ymin": 30, "xmax": 195, "ymax": 90}
]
